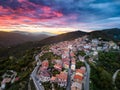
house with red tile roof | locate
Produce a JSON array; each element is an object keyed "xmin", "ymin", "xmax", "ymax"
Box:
[
  {"xmin": 41, "ymin": 60, "xmax": 49, "ymax": 69},
  {"xmin": 56, "ymin": 72, "xmax": 67, "ymax": 87},
  {"xmin": 71, "ymin": 81, "xmax": 82, "ymax": 90},
  {"xmin": 74, "ymin": 75, "xmax": 83, "ymax": 83},
  {"xmin": 50, "ymin": 72, "xmax": 67, "ymax": 87},
  {"xmin": 63, "ymin": 61, "xmax": 69, "ymax": 69},
  {"xmin": 54, "ymin": 64, "xmax": 62, "ymax": 71},
  {"xmin": 39, "ymin": 71, "xmax": 50, "ymax": 82},
  {"xmin": 50, "ymin": 76, "xmax": 56, "ymax": 83},
  {"xmin": 76, "ymin": 69, "xmax": 85, "ymax": 75},
  {"xmin": 73, "ymin": 68, "xmax": 86, "ymax": 83}
]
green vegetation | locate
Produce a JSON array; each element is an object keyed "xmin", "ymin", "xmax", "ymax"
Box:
[
  {"xmin": 0, "ymin": 47, "xmax": 41, "ymax": 90},
  {"xmin": 52, "ymin": 69, "xmax": 60, "ymax": 76},
  {"xmin": 88, "ymin": 28, "xmax": 120, "ymax": 42},
  {"xmin": 30, "ymin": 79, "xmax": 36, "ymax": 90},
  {"xmin": 98, "ymin": 51, "xmax": 120, "ymax": 74},
  {"xmin": 42, "ymin": 82, "xmax": 65, "ymax": 90},
  {"xmin": 42, "ymin": 82, "xmax": 52, "ymax": 90},
  {"xmin": 76, "ymin": 50, "xmax": 86, "ymax": 56},
  {"xmin": 90, "ymin": 51, "xmax": 120, "ymax": 90},
  {"xmin": 76, "ymin": 61, "xmax": 85, "ymax": 69},
  {"xmin": 116, "ymin": 72, "xmax": 120, "ymax": 89},
  {"xmin": 40, "ymin": 52, "xmax": 61, "ymax": 62},
  {"xmin": 41, "ymin": 45, "xmax": 50, "ymax": 51},
  {"xmin": 54, "ymin": 83, "xmax": 66, "ymax": 90}
]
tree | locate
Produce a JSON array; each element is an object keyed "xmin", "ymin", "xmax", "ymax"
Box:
[
  {"xmin": 115, "ymin": 72, "xmax": 120, "ymax": 89},
  {"xmin": 76, "ymin": 61, "xmax": 84, "ymax": 69},
  {"xmin": 76, "ymin": 50, "xmax": 86, "ymax": 56}
]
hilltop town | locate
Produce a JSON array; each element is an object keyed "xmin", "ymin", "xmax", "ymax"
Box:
[
  {"xmin": 1, "ymin": 34, "xmax": 120, "ymax": 90},
  {"xmin": 30, "ymin": 35, "xmax": 119, "ymax": 90}
]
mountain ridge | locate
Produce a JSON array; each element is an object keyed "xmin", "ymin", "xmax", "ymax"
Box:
[
  {"xmin": 0, "ymin": 28, "xmax": 120, "ymax": 58},
  {"xmin": 0, "ymin": 31, "xmax": 50, "ymax": 47},
  {"xmin": 88, "ymin": 28, "xmax": 120, "ymax": 41},
  {"xmin": 0, "ymin": 28, "xmax": 120, "ymax": 48}
]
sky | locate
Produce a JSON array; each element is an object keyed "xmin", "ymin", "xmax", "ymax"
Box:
[{"xmin": 0, "ymin": 0, "xmax": 120, "ymax": 34}]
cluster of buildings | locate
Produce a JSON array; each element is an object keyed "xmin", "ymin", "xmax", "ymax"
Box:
[
  {"xmin": 37, "ymin": 60, "xmax": 50, "ymax": 82},
  {"xmin": 35, "ymin": 36, "xmax": 119, "ymax": 90},
  {"xmin": 50, "ymin": 71, "xmax": 67, "ymax": 87},
  {"xmin": 71, "ymin": 67, "xmax": 86, "ymax": 90},
  {"xmin": 0, "ymin": 70, "xmax": 18, "ymax": 89}
]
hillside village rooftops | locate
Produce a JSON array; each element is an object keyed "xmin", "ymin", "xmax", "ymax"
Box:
[
  {"xmin": 70, "ymin": 52, "xmax": 75, "ymax": 57},
  {"xmin": 54, "ymin": 64, "xmax": 62, "ymax": 71},
  {"xmin": 54, "ymin": 60, "xmax": 62, "ymax": 64},
  {"xmin": 62, "ymin": 58, "xmax": 69, "ymax": 62},
  {"xmin": 42, "ymin": 60, "xmax": 49, "ymax": 67},
  {"xmin": 71, "ymin": 82, "xmax": 82, "ymax": 90},
  {"xmin": 50, "ymin": 76, "xmax": 56, "ymax": 81},
  {"xmin": 40, "ymin": 71, "xmax": 50, "ymax": 77},
  {"xmin": 74, "ymin": 75, "xmax": 83, "ymax": 81},
  {"xmin": 80, "ymin": 66, "xmax": 86, "ymax": 71},
  {"xmin": 63, "ymin": 61, "xmax": 69, "ymax": 65},
  {"xmin": 56, "ymin": 72, "xmax": 67, "ymax": 81},
  {"xmin": 76, "ymin": 69, "xmax": 85, "ymax": 74}
]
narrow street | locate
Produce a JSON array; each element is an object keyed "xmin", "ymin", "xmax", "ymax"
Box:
[
  {"xmin": 28, "ymin": 78, "xmax": 31, "ymax": 90},
  {"xmin": 78, "ymin": 55, "xmax": 90, "ymax": 90},
  {"xmin": 112, "ymin": 69, "xmax": 120, "ymax": 89},
  {"xmin": 31, "ymin": 55, "xmax": 44, "ymax": 90},
  {"xmin": 66, "ymin": 48, "xmax": 72, "ymax": 90},
  {"xmin": 84, "ymin": 60, "xmax": 90, "ymax": 90}
]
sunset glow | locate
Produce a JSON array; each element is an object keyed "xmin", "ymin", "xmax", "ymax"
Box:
[{"xmin": 0, "ymin": 0, "xmax": 120, "ymax": 33}]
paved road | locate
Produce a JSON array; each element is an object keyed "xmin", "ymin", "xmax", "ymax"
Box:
[
  {"xmin": 112, "ymin": 69, "xmax": 120, "ymax": 86},
  {"xmin": 66, "ymin": 49, "xmax": 72, "ymax": 90},
  {"xmin": 31, "ymin": 55, "xmax": 44, "ymax": 90},
  {"xmin": 28, "ymin": 78, "xmax": 31, "ymax": 90},
  {"xmin": 84, "ymin": 60, "xmax": 90, "ymax": 90},
  {"xmin": 52, "ymin": 83, "xmax": 55, "ymax": 90},
  {"xmin": 78, "ymin": 55, "xmax": 90, "ymax": 90},
  {"xmin": 35, "ymin": 55, "xmax": 42, "ymax": 65}
]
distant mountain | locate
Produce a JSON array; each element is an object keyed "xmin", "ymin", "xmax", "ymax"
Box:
[
  {"xmin": 88, "ymin": 28, "xmax": 120, "ymax": 41},
  {"xmin": 0, "ymin": 28, "xmax": 120, "ymax": 48},
  {"xmin": 0, "ymin": 29, "xmax": 120, "ymax": 90},
  {"xmin": 0, "ymin": 28, "xmax": 120, "ymax": 57},
  {"xmin": 39, "ymin": 30, "xmax": 87, "ymax": 44},
  {"xmin": 34, "ymin": 31, "xmax": 56, "ymax": 36},
  {"xmin": 0, "ymin": 30, "xmax": 87, "ymax": 57},
  {"xmin": 39, "ymin": 28, "xmax": 120, "ymax": 45},
  {"xmin": 11, "ymin": 31, "xmax": 31, "ymax": 35},
  {"xmin": 0, "ymin": 31, "xmax": 50, "ymax": 47},
  {"xmin": 12, "ymin": 31, "xmax": 56, "ymax": 36}
]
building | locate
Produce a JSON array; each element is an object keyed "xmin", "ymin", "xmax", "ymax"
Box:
[
  {"xmin": 71, "ymin": 82, "xmax": 82, "ymax": 90},
  {"xmin": 41, "ymin": 60, "xmax": 49, "ymax": 69},
  {"xmin": 39, "ymin": 71, "xmax": 50, "ymax": 82}
]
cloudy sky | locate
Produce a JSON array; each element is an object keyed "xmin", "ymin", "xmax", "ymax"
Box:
[{"xmin": 0, "ymin": 0, "xmax": 120, "ymax": 34}]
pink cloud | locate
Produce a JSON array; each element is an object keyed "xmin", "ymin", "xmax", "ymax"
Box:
[
  {"xmin": 53, "ymin": 12, "xmax": 63, "ymax": 17},
  {"xmin": 0, "ymin": 1, "xmax": 64, "ymax": 29},
  {"xmin": 18, "ymin": 0, "xmax": 27, "ymax": 3}
]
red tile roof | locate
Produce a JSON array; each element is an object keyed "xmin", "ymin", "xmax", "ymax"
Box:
[
  {"xmin": 76, "ymin": 69, "xmax": 85, "ymax": 74},
  {"xmin": 56, "ymin": 72, "xmax": 67, "ymax": 81},
  {"xmin": 74, "ymin": 75, "xmax": 83, "ymax": 81},
  {"xmin": 42, "ymin": 60, "xmax": 49, "ymax": 67},
  {"xmin": 54, "ymin": 64, "xmax": 62, "ymax": 70},
  {"xmin": 50, "ymin": 76, "xmax": 56, "ymax": 81}
]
